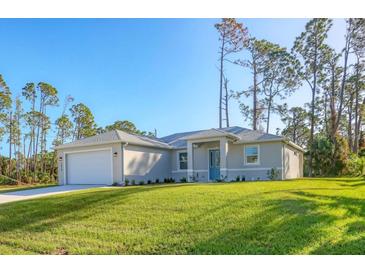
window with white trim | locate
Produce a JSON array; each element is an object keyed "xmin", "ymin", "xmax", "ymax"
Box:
[
  {"xmin": 244, "ymin": 145, "xmax": 259, "ymax": 165},
  {"xmin": 178, "ymin": 152, "xmax": 188, "ymax": 170}
]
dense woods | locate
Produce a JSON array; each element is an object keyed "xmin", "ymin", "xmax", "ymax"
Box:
[
  {"xmin": 216, "ymin": 18, "xmax": 365, "ymax": 177},
  {"xmin": 0, "ymin": 76, "xmax": 153, "ymax": 184}
]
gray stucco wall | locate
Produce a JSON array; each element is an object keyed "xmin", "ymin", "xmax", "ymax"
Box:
[
  {"xmin": 226, "ymin": 142, "xmax": 283, "ymax": 181},
  {"xmin": 283, "ymin": 144, "xmax": 303, "ymax": 179},
  {"xmin": 171, "ymin": 141, "xmax": 284, "ymax": 182},
  {"xmin": 171, "ymin": 149, "xmax": 188, "ymax": 181},
  {"xmin": 57, "ymin": 143, "xmax": 122, "ymax": 185},
  {"xmin": 171, "ymin": 142, "xmax": 219, "ymax": 182},
  {"xmin": 123, "ymin": 144, "xmax": 171, "ymax": 183}
]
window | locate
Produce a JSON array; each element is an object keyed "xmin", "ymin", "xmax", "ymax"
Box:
[
  {"xmin": 178, "ymin": 152, "xmax": 188, "ymax": 170},
  {"xmin": 244, "ymin": 145, "xmax": 259, "ymax": 165}
]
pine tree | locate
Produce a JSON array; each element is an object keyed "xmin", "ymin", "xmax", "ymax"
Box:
[
  {"xmin": 292, "ymin": 18, "xmax": 332, "ymax": 176},
  {"xmin": 215, "ymin": 18, "xmax": 248, "ymax": 128}
]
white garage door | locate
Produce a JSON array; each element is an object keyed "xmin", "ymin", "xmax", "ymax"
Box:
[{"xmin": 66, "ymin": 149, "xmax": 113, "ymax": 185}]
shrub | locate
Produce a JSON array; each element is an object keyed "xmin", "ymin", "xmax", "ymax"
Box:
[
  {"xmin": 125, "ymin": 179, "xmax": 129, "ymax": 186},
  {"xmin": 155, "ymin": 179, "xmax": 160, "ymax": 184},
  {"xmin": 147, "ymin": 180, "xmax": 152, "ymax": 184},
  {"xmin": 216, "ymin": 175, "xmax": 227, "ymax": 182},
  {"xmin": 267, "ymin": 168, "xmax": 280, "ymax": 180},
  {"xmin": 344, "ymin": 154, "xmax": 365, "ymax": 176},
  {"xmin": 131, "ymin": 179, "xmax": 136, "ymax": 185},
  {"xmin": 37, "ymin": 172, "xmax": 52, "ymax": 184},
  {"xmin": 235, "ymin": 176, "xmax": 240, "ymax": 182},
  {"xmin": 139, "ymin": 180, "xmax": 144, "ymax": 185},
  {"xmin": 112, "ymin": 182, "xmax": 119, "ymax": 186},
  {"xmin": 180, "ymin": 177, "xmax": 187, "ymax": 183}
]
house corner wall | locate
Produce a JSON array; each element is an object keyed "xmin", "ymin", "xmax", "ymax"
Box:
[
  {"xmin": 123, "ymin": 144, "xmax": 171, "ymax": 183},
  {"xmin": 283, "ymin": 144, "xmax": 303, "ymax": 179}
]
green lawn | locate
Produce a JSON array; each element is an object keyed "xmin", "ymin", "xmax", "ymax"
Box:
[
  {"xmin": 0, "ymin": 183, "xmax": 57, "ymax": 194},
  {"xmin": 0, "ymin": 177, "xmax": 365, "ymax": 254}
]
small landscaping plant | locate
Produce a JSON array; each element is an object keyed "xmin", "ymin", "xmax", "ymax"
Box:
[{"xmin": 267, "ymin": 168, "xmax": 280, "ymax": 180}]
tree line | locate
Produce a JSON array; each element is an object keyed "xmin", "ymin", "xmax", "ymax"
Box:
[
  {"xmin": 215, "ymin": 18, "xmax": 365, "ymax": 176},
  {"xmin": 0, "ymin": 77, "xmax": 153, "ymax": 184}
]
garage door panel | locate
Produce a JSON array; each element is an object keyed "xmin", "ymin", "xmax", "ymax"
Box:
[{"xmin": 66, "ymin": 149, "xmax": 112, "ymax": 185}]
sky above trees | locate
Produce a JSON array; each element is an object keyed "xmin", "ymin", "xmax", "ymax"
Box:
[{"xmin": 0, "ymin": 18, "xmax": 346, "ymax": 139}]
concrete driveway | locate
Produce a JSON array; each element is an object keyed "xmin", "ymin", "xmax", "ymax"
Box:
[{"xmin": 0, "ymin": 185, "xmax": 105, "ymax": 204}]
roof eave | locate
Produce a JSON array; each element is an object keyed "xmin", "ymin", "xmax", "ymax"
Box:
[
  {"xmin": 283, "ymin": 140, "xmax": 305, "ymax": 152},
  {"xmin": 55, "ymin": 140, "xmax": 123, "ymax": 150},
  {"xmin": 56, "ymin": 139, "xmax": 172, "ymax": 150},
  {"xmin": 233, "ymin": 137, "xmax": 284, "ymax": 145}
]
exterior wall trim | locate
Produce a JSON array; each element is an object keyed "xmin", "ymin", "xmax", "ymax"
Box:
[{"xmin": 228, "ymin": 167, "xmax": 283, "ymax": 171}]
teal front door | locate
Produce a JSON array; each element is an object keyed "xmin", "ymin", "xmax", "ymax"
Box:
[{"xmin": 209, "ymin": 149, "xmax": 220, "ymax": 181}]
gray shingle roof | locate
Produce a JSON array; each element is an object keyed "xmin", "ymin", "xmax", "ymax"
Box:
[
  {"xmin": 56, "ymin": 126, "xmax": 287, "ymax": 150},
  {"xmin": 158, "ymin": 126, "xmax": 283, "ymax": 149},
  {"xmin": 56, "ymin": 130, "xmax": 171, "ymax": 149}
]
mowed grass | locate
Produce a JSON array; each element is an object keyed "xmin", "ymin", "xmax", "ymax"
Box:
[{"xmin": 1, "ymin": 178, "xmax": 365, "ymax": 255}]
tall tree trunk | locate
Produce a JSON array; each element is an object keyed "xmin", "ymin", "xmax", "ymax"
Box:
[
  {"xmin": 336, "ymin": 19, "xmax": 352, "ymax": 133},
  {"xmin": 23, "ymin": 135, "xmax": 27, "ymax": 176},
  {"xmin": 353, "ymin": 61, "xmax": 360, "ymax": 153},
  {"xmin": 8, "ymin": 112, "xmax": 12, "ymax": 177},
  {"xmin": 357, "ymin": 97, "xmax": 365, "ymax": 151},
  {"xmin": 329, "ymin": 64, "xmax": 337, "ymax": 141},
  {"xmin": 324, "ymin": 92, "xmax": 329, "ymax": 136},
  {"xmin": 308, "ymin": 25, "xmax": 319, "ymax": 178},
  {"xmin": 348, "ymin": 92, "xmax": 354, "ymax": 150},
  {"xmin": 224, "ymin": 77, "xmax": 229, "ymax": 127},
  {"xmin": 253, "ymin": 59, "xmax": 258, "ymax": 131},
  {"xmin": 292, "ymin": 112, "xmax": 297, "ymax": 143},
  {"xmin": 266, "ymin": 97, "xmax": 272, "ymax": 134},
  {"xmin": 31, "ymin": 96, "xmax": 36, "ymax": 174},
  {"xmin": 309, "ymin": 84, "xmax": 315, "ymax": 177},
  {"xmin": 218, "ymin": 38, "xmax": 225, "ymax": 129},
  {"xmin": 26, "ymin": 137, "xmax": 32, "ymax": 174},
  {"xmin": 34, "ymin": 100, "xmax": 43, "ymax": 181}
]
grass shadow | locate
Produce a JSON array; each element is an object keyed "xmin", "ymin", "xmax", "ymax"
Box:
[
  {"xmin": 0, "ymin": 185, "xmax": 162, "ymax": 234},
  {"xmin": 189, "ymin": 188, "xmax": 365, "ymax": 254}
]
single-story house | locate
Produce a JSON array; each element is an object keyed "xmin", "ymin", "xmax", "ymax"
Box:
[{"xmin": 55, "ymin": 126, "xmax": 304, "ymax": 185}]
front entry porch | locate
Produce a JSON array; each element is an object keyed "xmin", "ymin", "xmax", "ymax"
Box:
[{"xmin": 186, "ymin": 136, "xmax": 229, "ymax": 182}]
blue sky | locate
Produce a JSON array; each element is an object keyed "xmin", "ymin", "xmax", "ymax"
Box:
[{"xmin": 0, "ymin": 18, "xmax": 346, "ymax": 140}]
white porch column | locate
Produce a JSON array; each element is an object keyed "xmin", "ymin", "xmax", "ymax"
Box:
[
  {"xmin": 220, "ymin": 137, "xmax": 228, "ymax": 180},
  {"xmin": 187, "ymin": 140, "xmax": 194, "ymax": 182}
]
